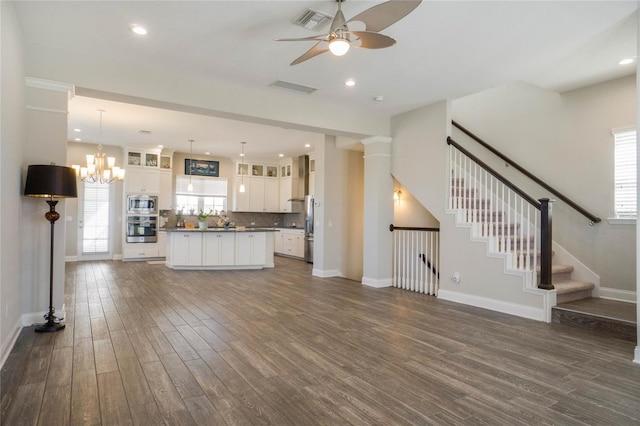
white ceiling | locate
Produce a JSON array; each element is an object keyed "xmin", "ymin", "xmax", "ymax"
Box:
[{"xmin": 13, "ymin": 0, "xmax": 638, "ymax": 159}]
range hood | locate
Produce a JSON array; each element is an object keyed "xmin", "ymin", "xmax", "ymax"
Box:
[{"xmin": 288, "ymin": 155, "xmax": 309, "ymax": 202}]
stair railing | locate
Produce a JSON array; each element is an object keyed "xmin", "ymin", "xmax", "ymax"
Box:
[
  {"xmin": 452, "ymin": 120, "xmax": 601, "ymax": 225},
  {"xmin": 389, "ymin": 224, "xmax": 440, "ymax": 295},
  {"xmin": 448, "ymin": 137, "xmax": 553, "ymax": 290}
]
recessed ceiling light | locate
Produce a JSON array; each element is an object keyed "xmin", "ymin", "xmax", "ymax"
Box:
[
  {"xmin": 374, "ymin": 96, "xmax": 384, "ymax": 102},
  {"xmin": 74, "ymin": 138, "xmax": 82, "ymax": 142},
  {"xmin": 618, "ymin": 58, "xmax": 635, "ymax": 65},
  {"xmin": 279, "ymin": 153, "xmax": 284, "ymax": 157},
  {"xmin": 138, "ymin": 129, "xmax": 151, "ymax": 135},
  {"xmin": 205, "ymin": 152, "xmax": 211, "ymax": 155},
  {"xmin": 157, "ymin": 145, "xmax": 163, "ymax": 149},
  {"xmin": 345, "ymin": 79, "xmax": 356, "ymax": 87},
  {"xmin": 73, "ymin": 128, "xmax": 81, "ymax": 133},
  {"xmin": 240, "ymin": 153, "xmax": 245, "ymax": 157},
  {"xmin": 305, "ymin": 144, "xmax": 311, "ymax": 148},
  {"xmin": 131, "ymin": 25, "xmax": 147, "ymax": 36}
]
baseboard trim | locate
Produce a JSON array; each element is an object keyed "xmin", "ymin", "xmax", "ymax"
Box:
[
  {"xmin": 634, "ymin": 346, "xmax": 640, "ymax": 364},
  {"xmin": 312, "ymin": 269, "xmax": 342, "ymax": 278},
  {"xmin": 0, "ymin": 318, "xmax": 23, "ymax": 370},
  {"xmin": 65, "ymin": 256, "xmax": 78, "ymax": 262},
  {"xmin": 599, "ymin": 287, "xmax": 637, "ymax": 303},
  {"xmin": 361, "ymin": 277, "xmax": 392, "ymax": 288},
  {"xmin": 438, "ymin": 289, "xmax": 545, "ymax": 322}
]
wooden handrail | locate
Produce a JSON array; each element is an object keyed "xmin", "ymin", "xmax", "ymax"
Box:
[
  {"xmin": 389, "ymin": 224, "xmax": 440, "ymax": 232},
  {"xmin": 452, "ymin": 120, "xmax": 601, "ymax": 225},
  {"xmin": 447, "ymin": 137, "xmax": 541, "ymax": 209}
]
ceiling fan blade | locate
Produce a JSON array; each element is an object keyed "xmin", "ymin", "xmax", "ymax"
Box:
[
  {"xmin": 290, "ymin": 42, "xmax": 329, "ymax": 66},
  {"xmin": 348, "ymin": 31, "xmax": 396, "ymax": 49},
  {"xmin": 347, "ymin": 0, "xmax": 422, "ymax": 33},
  {"xmin": 276, "ymin": 35, "xmax": 328, "ymax": 42}
]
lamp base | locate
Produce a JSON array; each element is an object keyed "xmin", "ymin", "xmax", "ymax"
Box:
[
  {"xmin": 35, "ymin": 312, "xmax": 65, "ymax": 333},
  {"xmin": 35, "ymin": 321, "xmax": 65, "ymax": 333}
]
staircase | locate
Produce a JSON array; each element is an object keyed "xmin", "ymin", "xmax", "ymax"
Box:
[{"xmin": 450, "ymin": 175, "xmax": 595, "ymax": 305}]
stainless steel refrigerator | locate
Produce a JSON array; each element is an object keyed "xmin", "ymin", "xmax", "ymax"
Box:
[{"xmin": 304, "ymin": 195, "xmax": 314, "ymax": 263}]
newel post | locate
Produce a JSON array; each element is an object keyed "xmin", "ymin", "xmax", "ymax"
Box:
[{"xmin": 538, "ymin": 198, "xmax": 554, "ymax": 290}]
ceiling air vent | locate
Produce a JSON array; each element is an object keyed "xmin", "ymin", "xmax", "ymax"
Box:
[
  {"xmin": 269, "ymin": 80, "xmax": 317, "ymax": 95},
  {"xmin": 293, "ymin": 8, "xmax": 333, "ymax": 31}
]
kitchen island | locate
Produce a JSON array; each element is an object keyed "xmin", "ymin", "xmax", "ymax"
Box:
[{"xmin": 165, "ymin": 228, "xmax": 277, "ymax": 270}]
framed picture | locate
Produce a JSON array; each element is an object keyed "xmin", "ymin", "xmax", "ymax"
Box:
[{"xmin": 185, "ymin": 159, "xmax": 219, "ymax": 177}]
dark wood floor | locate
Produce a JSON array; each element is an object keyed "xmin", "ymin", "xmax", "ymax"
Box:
[{"xmin": 2, "ymin": 257, "xmax": 639, "ymax": 425}]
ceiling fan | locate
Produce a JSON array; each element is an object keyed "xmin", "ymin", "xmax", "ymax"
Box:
[{"xmin": 277, "ymin": 0, "xmax": 422, "ymax": 66}]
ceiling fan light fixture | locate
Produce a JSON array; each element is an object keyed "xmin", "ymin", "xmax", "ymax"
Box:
[{"xmin": 329, "ymin": 37, "xmax": 350, "ymax": 56}]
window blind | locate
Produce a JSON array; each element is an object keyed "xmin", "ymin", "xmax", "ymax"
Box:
[
  {"xmin": 614, "ymin": 129, "xmax": 637, "ymax": 217},
  {"xmin": 175, "ymin": 175, "xmax": 227, "ymax": 196},
  {"xmin": 83, "ymin": 181, "xmax": 110, "ymax": 253}
]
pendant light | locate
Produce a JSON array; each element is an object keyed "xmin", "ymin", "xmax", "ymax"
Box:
[
  {"xmin": 187, "ymin": 139, "xmax": 194, "ymax": 192},
  {"xmin": 239, "ymin": 142, "xmax": 246, "ymax": 193},
  {"xmin": 72, "ymin": 109, "xmax": 124, "ymax": 183}
]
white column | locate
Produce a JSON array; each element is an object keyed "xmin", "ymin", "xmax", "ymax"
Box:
[
  {"xmin": 22, "ymin": 77, "xmax": 74, "ymax": 325},
  {"xmin": 361, "ymin": 136, "xmax": 394, "ymax": 287}
]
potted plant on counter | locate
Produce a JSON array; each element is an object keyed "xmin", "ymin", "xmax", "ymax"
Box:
[{"xmin": 197, "ymin": 209, "xmax": 213, "ymax": 230}]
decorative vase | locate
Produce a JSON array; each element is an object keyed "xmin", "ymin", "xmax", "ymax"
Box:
[{"xmin": 198, "ymin": 221, "xmax": 207, "ymax": 230}]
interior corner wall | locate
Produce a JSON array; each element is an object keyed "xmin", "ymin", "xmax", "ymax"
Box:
[
  {"xmin": 392, "ymin": 181, "xmax": 440, "ymax": 228},
  {"xmin": 451, "ymin": 76, "xmax": 636, "ymax": 293},
  {"xmin": 22, "ymin": 85, "xmax": 70, "ymax": 321},
  {"xmin": 1, "ymin": 1, "xmax": 27, "ymax": 361}
]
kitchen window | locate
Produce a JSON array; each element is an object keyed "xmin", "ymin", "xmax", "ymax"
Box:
[{"xmin": 175, "ymin": 175, "xmax": 227, "ymax": 214}]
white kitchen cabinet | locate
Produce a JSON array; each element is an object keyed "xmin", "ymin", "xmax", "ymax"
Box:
[
  {"xmin": 233, "ymin": 178, "xmax": 251, "ymax": 211},
  {"xmin": 277, "ymin": 228, "xmax": 305, "ymax": 258},
  {"xmin": 234, "ymin": 177, "xmax": 279, "ymax": 212},
  {"xmin": 264, "ymin": 179, "xmax": 279, "ymax": 212},
  {"xmin": 274, "ymin": 231, "xmax": 284, "ymax": 254},
  {"xmin": 235, "ymin": 232, "xmax": 266, "ymax": 266},
  {"xmin": 159, "ymin": 171, "xmax": 172, "ymax": 210},
  {"xmin": 158, "ymin": 231, "xmax": 167, "ymax": 258},
  {"xmin": 203, "ymin": 233, "xmax": 235, "ymax": 265},
  {"xmin": 123, "ymin": 242, "xmax": 158, "ymax": 260},
  {"xmin": 279, "ymin": 177, "xmax": 293, "ymax": 212},
  {"xmin": 171, "ymin": 232, "xmax": 202, "ymax": 266},
  {"xmin": 249, "ymin": 177, "xmax": 265, "ymax": 211},
  {"xmin": 126, "ymin": 168, "xmax": 160, "ymax": 194}
]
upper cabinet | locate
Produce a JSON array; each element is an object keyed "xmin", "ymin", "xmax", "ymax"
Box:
[
  {"xmin": 160, "ymin": 155, "xmax": 172, "ymax": 170},
  {"xmin": 127, "ymin": 149, "xmax": 160, "ymax": 168},
  {"xmin": 126, "ymin": 168, "xmax": 160, "ymax": 194},
  {"xmin": 124, "ymin": 147, "xmax": 173, "ymax": 201}
]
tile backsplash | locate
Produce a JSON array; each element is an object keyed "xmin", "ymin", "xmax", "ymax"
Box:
[{"xmin": 160, "ymin": 210, "xmax": 304, "ymax": 229}]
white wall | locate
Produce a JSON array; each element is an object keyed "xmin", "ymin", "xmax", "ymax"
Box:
[
  {"xmin": 393, "ymin": 180, "xmax": 439, "ymax": 228},
  {"xmin": 451, "ymin": 76, "xmax": 636, "ymax": 293},
  {"xmin": 1, "ymin": 1, "xmax": 27, "ymax": 363}
]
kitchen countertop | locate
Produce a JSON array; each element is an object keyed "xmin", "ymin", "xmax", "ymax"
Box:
[{"xmin": 163, "ymin": 227, "xmax": 279, "ymax": 233}]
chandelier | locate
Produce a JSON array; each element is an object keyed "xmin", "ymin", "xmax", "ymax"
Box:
[{"xmin": 72, "ymin": 110, "xmax": 124, "ymax": 183}]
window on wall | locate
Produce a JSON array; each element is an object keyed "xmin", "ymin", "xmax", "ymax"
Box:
[
  {"xmin": 82, "ymin": 181, "xmax": 110, "ymax": 253},
  {"xmin": 614, "ymin": 128, "xmax": 636, "ymax": 218},
  {"xmin": 175, "ymin": 175, "xmax": 227, "ymax": 214}
]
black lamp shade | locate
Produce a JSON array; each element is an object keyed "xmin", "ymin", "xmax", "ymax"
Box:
[{"xmin": 24, "ymin": 165, "xmax": 78, "ymax": 198}]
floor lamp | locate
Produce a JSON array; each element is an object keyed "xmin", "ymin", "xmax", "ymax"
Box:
[{"xmin": 24, "ymin": 164, "xmax": 78, "ymax": 333}]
